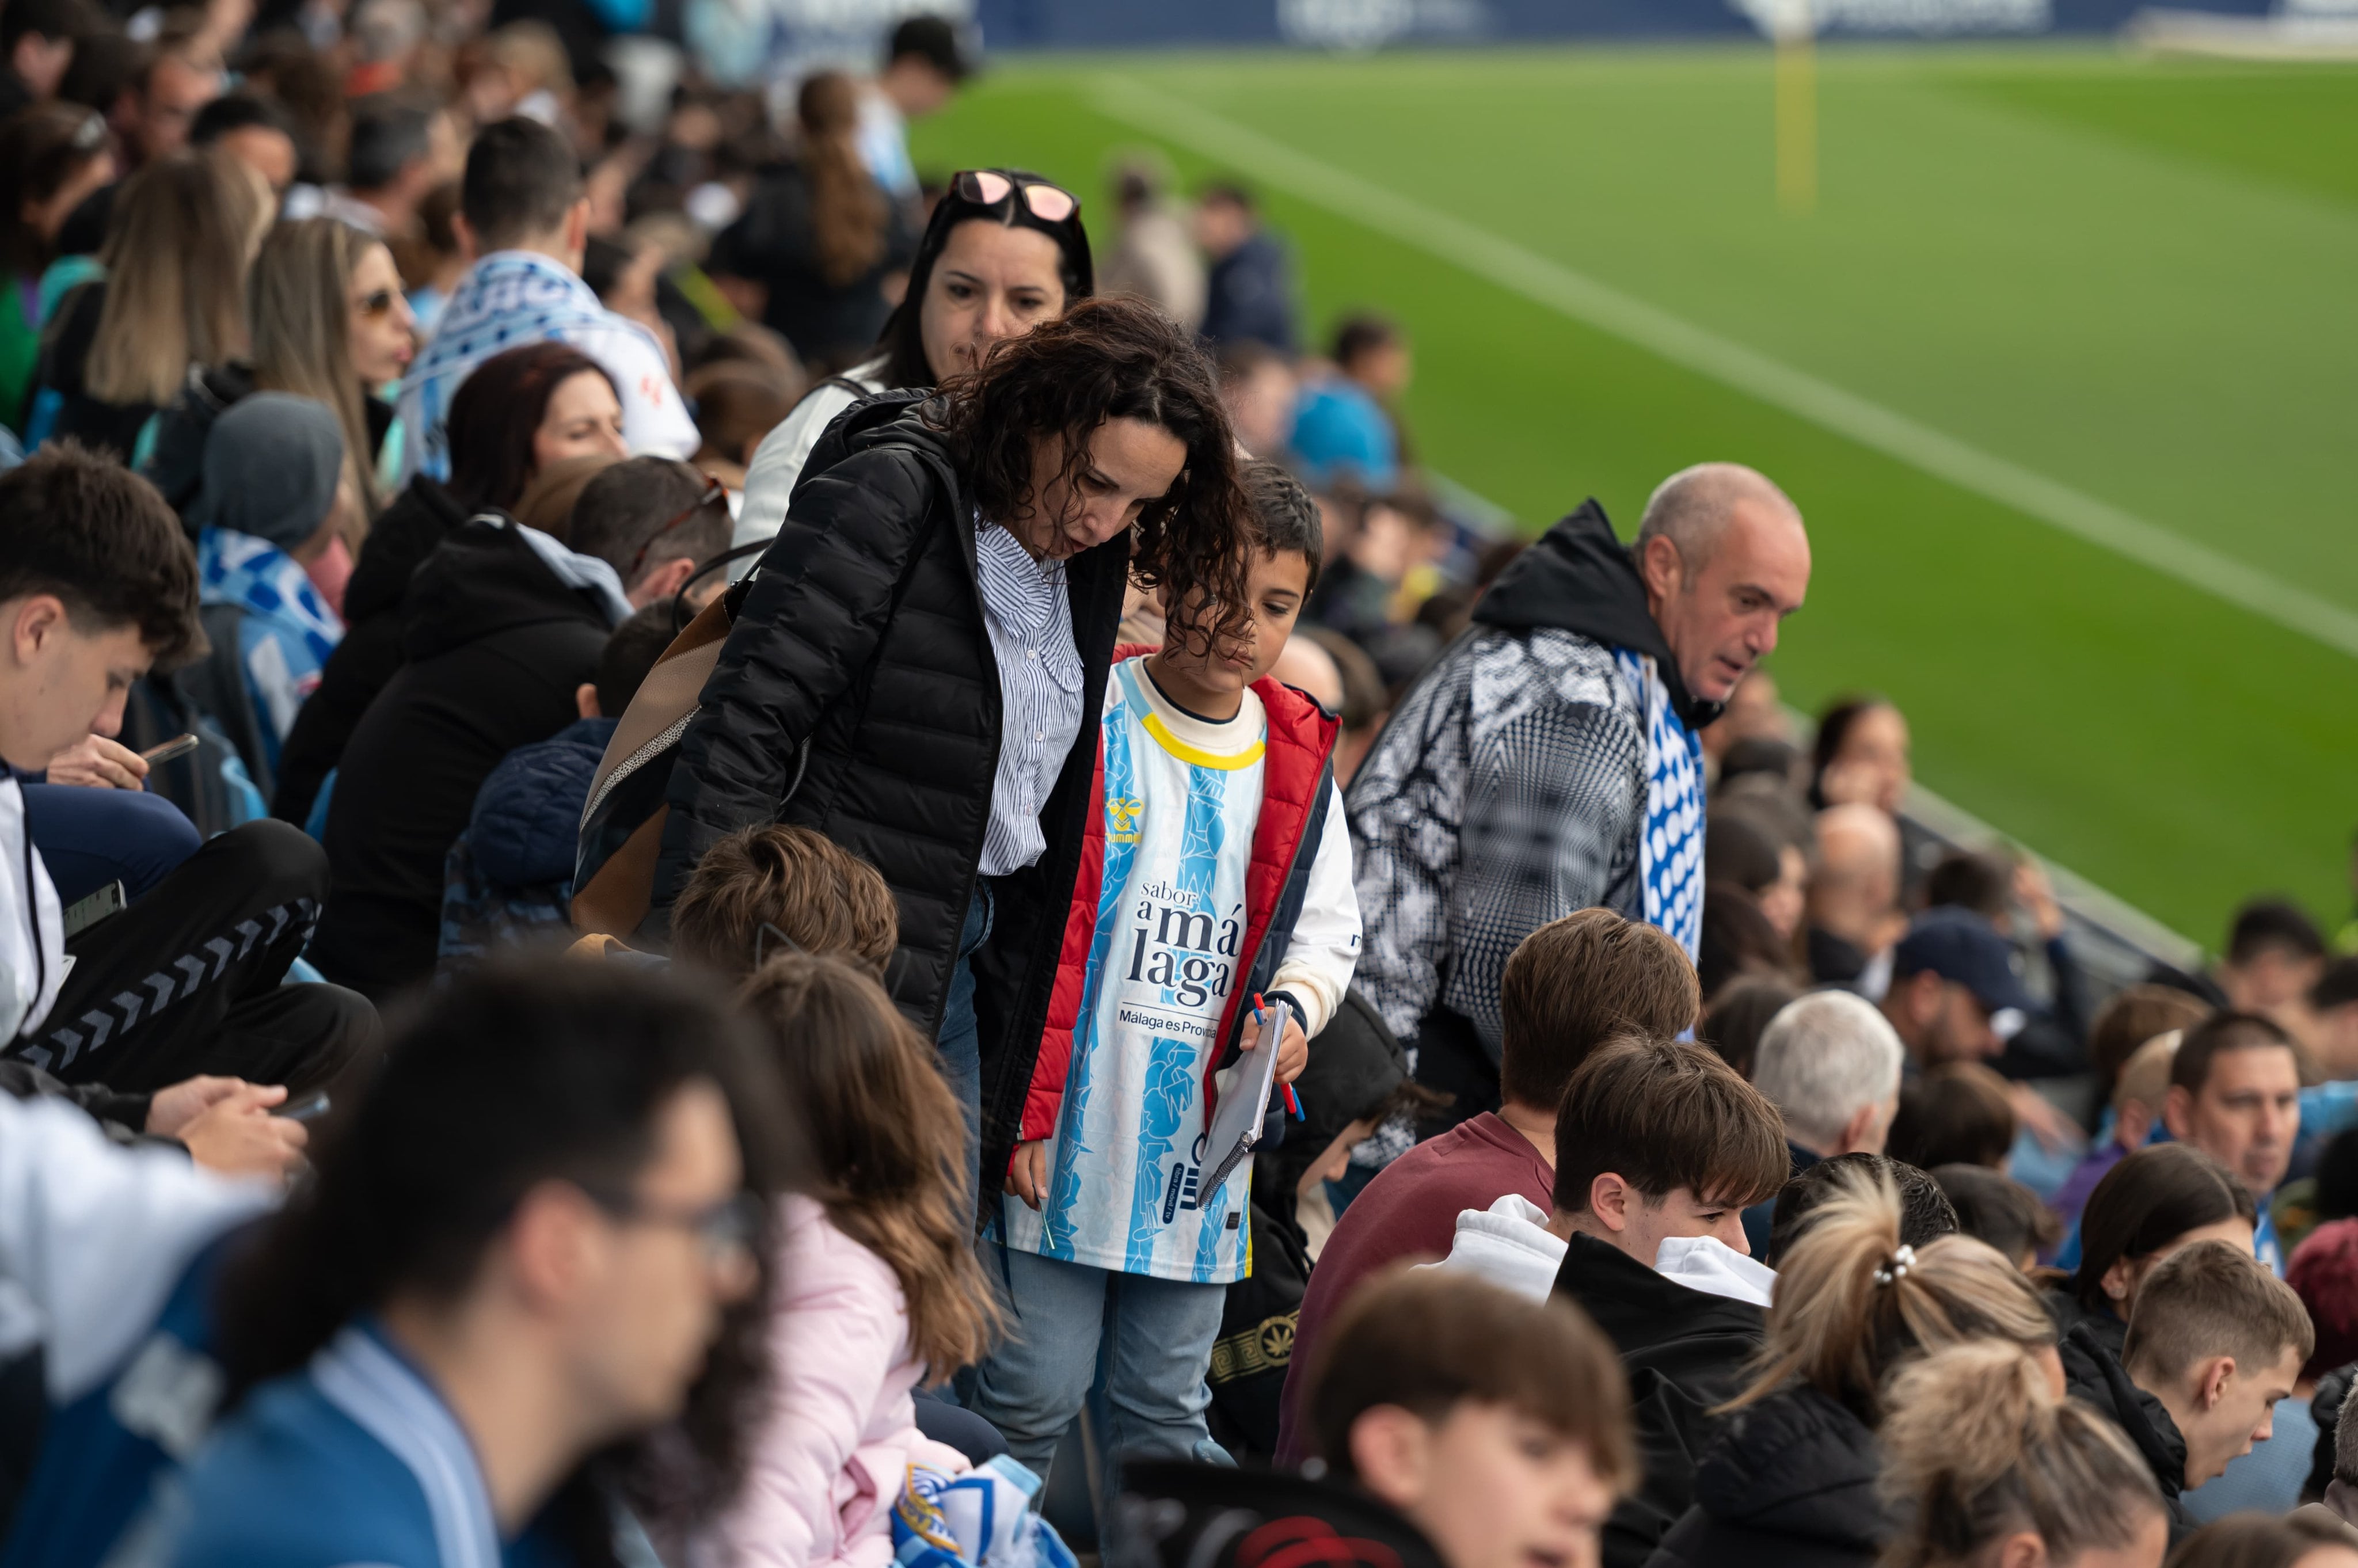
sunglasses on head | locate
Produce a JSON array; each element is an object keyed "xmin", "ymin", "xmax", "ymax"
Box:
[
  {"xmin": 629, "ymin": 473, "xmax": 729, "ymax": 581},
  {"xmin": 953, "ymin": 170, "xmax": 1078, "ymax": 225}
]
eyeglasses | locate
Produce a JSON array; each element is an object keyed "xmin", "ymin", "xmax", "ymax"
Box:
[
  {"xmin": 584, "ymin": 1186, "xmax": 764, "ymax": 1270},
  {"xmin": 953, "ymin": 170, "xmax": 1079, "ymax": 224},
  {"xmin": 353, "ymin": 288, "xmax": 401, "ymax": 319},
  {"xmin": 629, "ymin": 474, "xmax": 728, "ymax": 581}
]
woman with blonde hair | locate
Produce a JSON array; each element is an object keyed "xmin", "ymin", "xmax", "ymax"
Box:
[
  {"xmin": 708, "ymin": 69, "xmax": 915, "ymax": 371},
  {"xmin": 718, "ymin": 952, "xmax": 1003, "ymax": 1568},
  {"xmin": 1878, "ymin": 1340, "xmax": 2166, "ymax": 1568},
  {"xmin": 37, "ymin": 150, "xmax": 272, "ymax": 460},
  {"xmin": 1645, "ymin": 1169, "xmax": 2062, "ymax": 1568}
]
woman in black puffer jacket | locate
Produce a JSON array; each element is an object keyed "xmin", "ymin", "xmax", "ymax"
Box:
[
  {"xmin": 652, "ymin": 295, "xmax": 1251, "ymax": 1201},
  {"xmin": 1645, "ymin": 1167, "xmax": 2062, "ymax": 1568}
]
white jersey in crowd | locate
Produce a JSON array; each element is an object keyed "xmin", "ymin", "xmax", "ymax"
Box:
[
  {"xmin": 731, "ymin": 358, "xmax": 889, "ymax": 579},
  {"xmin": 1001, "ymin": 660, "xmax": 1358, "ymax": 1286}
]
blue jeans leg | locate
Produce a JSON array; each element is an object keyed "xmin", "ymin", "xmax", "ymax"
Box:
[
  {"xmin": 966, "ymin": 1244, "xmax": 1230, "ymax": 1500},
  {"xmin": 20, "ymin": 784, "xmax": 202, "ymax": 905},
  {"xmin": 935, "ymin": 881, "xmax": 993, "ymax": 1209}
]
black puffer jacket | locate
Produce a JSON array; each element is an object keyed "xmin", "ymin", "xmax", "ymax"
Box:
[
  {"xmin": 1644, "ymin": 1384, "xmax": 1890, "ymax": 1568},
  {"xmin": 2058, "ymin": 1322, "xmax": 2195, "ymax": 1544},
  {"xmin": 653, "ymin": 392, "xmax": 1128, "ymax": 1185},
  {"xmin": 270, "ymin": 474, "xmax": 471, "ymax": 826}
]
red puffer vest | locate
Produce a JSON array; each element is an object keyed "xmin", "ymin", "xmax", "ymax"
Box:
[{"xmin": 1017, "ymin": 652, "xmax": 1340, "ymax": 1148}]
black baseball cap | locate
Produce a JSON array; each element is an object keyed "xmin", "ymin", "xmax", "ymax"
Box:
[{"xmin": 1893, "ymin": 907, "xmax": 2037, "ymax": 1022}]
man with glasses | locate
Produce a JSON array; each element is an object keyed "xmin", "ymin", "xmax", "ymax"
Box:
[
  {"xmin": 138, "ymin": 959, "xmax": 788, "ymax": 1568},
  {"xmin": 310, "ymin": 458, "xmax": 731, "ymax": 999}
]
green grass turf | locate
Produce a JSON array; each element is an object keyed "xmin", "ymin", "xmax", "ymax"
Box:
[{"xmin": 906, "ymin": 45, "xmax": 2358, "ymax": 946}]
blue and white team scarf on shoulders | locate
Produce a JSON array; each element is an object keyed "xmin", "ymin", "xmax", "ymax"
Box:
[{"xmin": 1614, "ymin": 648, "xmax": 1706, "ymax": 961}]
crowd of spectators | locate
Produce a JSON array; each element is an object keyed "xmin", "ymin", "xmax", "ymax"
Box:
[{"xmin": 6, "ymin": 6, "xmax": 2358, "ymax": 1568}]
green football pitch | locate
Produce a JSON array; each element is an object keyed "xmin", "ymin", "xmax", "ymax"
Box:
[{"xmin": 905, "ymin": 45, "xmax": 2358, "ymax": 949}]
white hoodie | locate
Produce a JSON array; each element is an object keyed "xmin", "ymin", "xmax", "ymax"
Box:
[{"xmin": 1423, "ymin": 1194, "xmax": 1779, "ymax": 1310}]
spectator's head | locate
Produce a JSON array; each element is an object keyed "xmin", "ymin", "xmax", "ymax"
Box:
[
  {"xmin": 2310, "ymin": 957, "xmax": 2358, "ymax": 1081},
  {"xmin": 1333, "ymin": 311, "xmax": 1410, "ymax": 399},
  {"xmin": 1877, "ymin": 1341, "xmax": 2165, "ymax": 1568},
  {"xmin": 878, "ymin": 14, "xmax": 969, "ymax": 119},
  {"xmin": 88, "ymin": 150, "xmax": 272, "ymax": 415},
  {"xmin": 1752, "ymin": 989, "xmax": 1904, "ymax": 1161},
  {"xmin": 2288, "ymin": 1218, "xmax": 2358, "ymax": 1380},
  {"xmin": 2165, "ymin": 1011, "xmax": 2303, "ymax": 1200},
  {"xmin": 189, "ymin": 91, "xmax": 296, "ymax": 193},
  {"xmin": 513, "ymin": 454, "xmax": 622, "ymax": 541},
  {"xmin": 797, "ymin": 71, "xmax": 887, "ymax": 292},
  {"xmin": 1193, "ymin": 179, "xmax": 1259, "ymax": 260},
  {"xmin": 1269, "ymin": 634, "xmax": 1342, "ymax": 711},
  {"xmin": 1808, "ymin": 801, "xmax": 1899, "ymax": 943},
  {"xmin": 672, "ymin": 825, "xmax": 897, "ymax": 983},
  {"xmin": 568, "ymin": 458, "xmax": 732, "ymax": 609},
  {"xmin": 2220, "ymin": 897, "xmax": 2327, "ymax": 1014},
  {"xmin": 58, "ymin": 28, "xmax": 139, "ymax": 124},
  {"xmin": 457, "ymin": 115, "xmax": 588, "ymax": 271},
  {"xmin": 1695, "ymin": 972, "xmax": 1799, "ymax": 1079},
  {"xmin": 1697, "ymin": 881, "xmax": 1792, "ymax": 1002},
  {"xmin": 1160, "ymin": 458, "xmax": 1319, "ymax": 695},
  {"xmin": 1923, "ymin": 848, "xmax": 2013, "ymax": 923},
  {"xmin": 185, "ymin": 392, "xmax": 345, "ymax": 564},
  {"xmin": 1632, "ymin": 462, "xmax": 1809, "ymax": 706},
  {"xmin": 944, "ymin": 295, "xmax": 1248, "ymax": 635},
  {"xmin": 215, "ymin": 959, "xmax": 793, "ymax": 1525},
  {"xmin": 2121, "ymin": 1239, "xmax": 2311, "ymax": 1487},
  {"xmin": 879, "ymin": 165, "xmax": 1091, "ymax": 389},
  {"xmin": 1498, "ymin": 908, "xmax": 1699, "ymax": 1117},
  {"xmin": 684, "ymin": 362, "xmax": 801, "ymax": 473},
  {"xmin": 2110, "ymin": 1032, "xmax": 2182, "ymax": 1157},
  {"xmin": 1931, "ymin": 1164, "xmax": 2060, "ymax": 1271},
  {"xmin": 0, "ymin": 102, "xmax": 115, "ymax": 277},
  {"xmin": 1217, "ymin": 340, "xmax": 1299, "ymax": 460},
  {"xmin": 1887, "ymin": 1062, "xmax": 2017, "ymax": 1171},
  {"xmin": 446, "ymin": 341, "xmax": 625, "ymax": 512},
  {"xmin": 1884, "ymin": 906, "xmax": 2037, "ymax": 1066},
  {"xmin": 2, "ymin": 0, "xmax": 96, "ymax": 101},
  {"xmin": 249, "ymin": 217, "xmax": 417, "ymax": 507},
  {"xmin": 577, "ymin": 603, "xmax": 672, "ymax": 721},
  {"xmin": 125, "ymin": 44, "xmax": 219, "ymax": 166},
  {"xmin": 2166, "ymin": 1516, "xmax": 2358, "ymax": 1568},
  {"xmin": 1304, "ymin": 1270, "xmax": 1633, "ymax": 1568},
  {"xmin": 346, "ymin": 96, "xmax": 436, "ymax": 203},
  {"xmin": 736, "ymin": 953, "xmax": 997, "ymax": 1371},
  {"xmin": 1704, "ymin": 807, "xmax": 1803, "ymax": 939},
  {"xmin": 0, "ymin": 444, "xmax": 201, "ymax": 766},
  {"xmin": 1298, "ymin": 623, "xmax": 1386, "ymax": 786},
  {"xmin": 1811, "ymin": 694, "xmax": 1911, "ymax": 815},
  {"xmin": 2089, "ymin": 982, "xmax": 2214, "ymax": 1104},
  {"xmin": 1553, "ymin": 1035, "xmax": 1787, "ymax": 1262},
  {"xmin": 1735, "ymin": 1166, "xmax": 2053, "ymax": 1424},
  {"xmin": 1767, "ymin": 1151, "xmax": 1957, "ymax": 1267},
  {"xmin": 2071, "ymin": 1142, "xmax": 2257, "ymax": 1321}
]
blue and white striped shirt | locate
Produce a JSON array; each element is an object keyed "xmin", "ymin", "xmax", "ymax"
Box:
[{"xmin": 973, "ymin": 519, "xmax": 1085, "ymax": 877}]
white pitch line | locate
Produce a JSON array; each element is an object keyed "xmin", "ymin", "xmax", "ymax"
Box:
[{"xmin": 1087, "ymin": 72, "xmax": 2358, "ymax": 663}]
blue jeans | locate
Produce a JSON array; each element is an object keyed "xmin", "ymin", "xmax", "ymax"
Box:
[
  {"xmin": 966, "ymin": 1243, "xmax": 1232, "ymax": 1506},
  {"xmin": 20, "ymin": 784, "xmax": 201, "ymax": 905},
  {"xmin": 936, "ymin": 881, "xmax": 994, "ymax": 1207}
]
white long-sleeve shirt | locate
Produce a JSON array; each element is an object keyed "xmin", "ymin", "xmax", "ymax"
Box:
[{"xmin": 0, "ymin": 777, "xmax": 65, "ymax": 1044}]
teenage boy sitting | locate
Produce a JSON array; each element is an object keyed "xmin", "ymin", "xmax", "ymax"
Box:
[
  {"xmin": 1277, "ymin": 906, "xmax": 1699, "ymax": 1463},
  {"xmin": 1546, "ymin": 1034, "xmax": 1790, "ymax": 1568},
  {"xmin": 1115, "ymin": 1268, "xmax": 1634, "ymax": 1568},
  {"xmin": 2060, "ymin": 1238, "xmax": 2310, "ymax": 1542},
  {"xmin": 968, "ymin": 459, "xmax": 1361, "ymax": 1502},
  {"xmin": 0, "ymin": 446, "xmax": 368, "ymax": 1131}
]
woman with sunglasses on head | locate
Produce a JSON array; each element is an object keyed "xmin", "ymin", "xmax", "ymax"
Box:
[
  {"xmin": 269, "ymin": 342, "xmax": 627, "ymax": 829},
  {"xmin": 729, "ymin": 165, "xmax": 1093, "ymax": 572},
  {"xmin": 649, "ymin": 294, "xmax": 1249, "ymax": 1207}
]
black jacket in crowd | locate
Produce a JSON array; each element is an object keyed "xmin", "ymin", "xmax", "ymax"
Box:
[
  {"xmin": 36, "ymin": 280, "xmax": 158, "ymax": 462},
  {"xmin": 709, "ymin": 163, "xmax": 918, "ymax": 371},
  {"xmin": 2057, "ymin": 1322, "xmax": 2195, "ymax": 1544},
  {"xmin": 270, "ymin": 475, "xmax": 472, "ymax": 828},
  {"xmin": 309, "ymin": 515, "xmax": 615, "ymax": 999},
  {"xmin": 1642, "ymin": 1383, "xmax": 1890, "ymax": 1568},
  {"xmin": 1110, "ymin": 1460, "xmax": 1444, "ymax": 1568},
  {"xmin": 1551, "ymin": 1232, "xmax": 1768, "ymax": 1568},
  {"xmin": 655, "ymin": 392, "xmax": 1128, "ymax": 1189}
]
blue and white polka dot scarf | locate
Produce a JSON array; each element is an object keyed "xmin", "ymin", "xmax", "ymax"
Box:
[{"xmin": 1615, "ymin": 648, "xmax": 1706, "ymax": 961}]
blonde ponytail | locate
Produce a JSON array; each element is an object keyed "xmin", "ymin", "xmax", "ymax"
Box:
[
  {"xmin": 1878, "ymin": 1341, "xmax": 2159, "ymax": 1568},
  {"xmin": 1727, "ymin": 1165, "xmax": 2053, "ymax": 1421}
]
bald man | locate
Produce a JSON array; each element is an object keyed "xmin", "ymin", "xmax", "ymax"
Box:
[
  {"xmin": 1349, "ymin": 465, "xmax": 1811, "ymax": 1118},
  {"xmin": 1806, "ymin": 802, "xmax": 1906, "ymax": 996}
]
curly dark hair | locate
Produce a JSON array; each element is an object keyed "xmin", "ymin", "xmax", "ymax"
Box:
[{"xmin": 932, "ymin": 294, "xmax": 1251, "ymax": 645}]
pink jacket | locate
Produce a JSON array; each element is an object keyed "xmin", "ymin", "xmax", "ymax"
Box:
[{"xmin": 712, "ymin": 1195, "xmax": 971, "ymax": 1568}]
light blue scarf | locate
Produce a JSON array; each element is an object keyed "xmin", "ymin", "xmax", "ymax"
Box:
[{"xmin": 1614, "ymin": 648, "xmax": 1706, "ymax": 961}]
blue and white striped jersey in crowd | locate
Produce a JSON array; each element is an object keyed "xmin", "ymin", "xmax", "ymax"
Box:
[{"xmin": 971, "ymin": 519, "xmax": 1085, "ymax": 878}]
